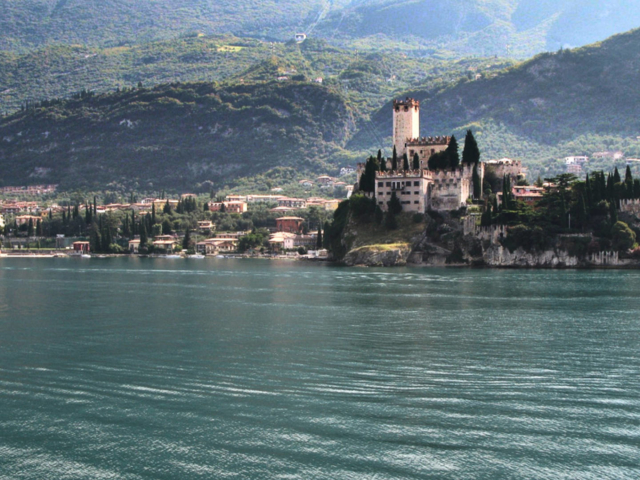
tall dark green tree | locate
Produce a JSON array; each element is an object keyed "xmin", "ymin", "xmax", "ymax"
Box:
[
  {"xmin": 446, "ymin": 135, "xmax": 460, "ymax": 169},
  {"xmin": 613, "ymin": 167, "xmax": 621, "ymax": 184},
  {"xmin": 359, "ymin": 156, "xmax": 379, "ymax": 194},
  {"xmin": 391, "ymin": 146, "xmax": 398, "ymax": 171},
  {"xmin": 316, "ymin": 225, "xmax": 322, "ymax": 249},
  {"xmin": 27, "ymin": 218, "xmax": 34, "ymax": 237},
  {"xmin": 472, "ymin": 164, "xmax": 481, "ymax": 199},
  {"xmin": 163, "ymin": 200, "xmax": 171, "ymax": 214},
  {"xmin": 183, "ymin": 228, "xmax": 191, "ymax": 250},
  {"xmin": 402, "ymin": 153, "xmax": 409, "ymax": 171},
  {"xmin": 412, "ymin": 153, "xmax": 420, "ymax": 170},
  {"xmin": 388, "ymin": 191, "xmax": 402, "ymax": 215},
  {"xmin": 462, "ymin": 130, "xmax": 480, "ymax": 165},
  {"xmin": 139, "ymin": 220, "xmax": 148, "ymax": 248},
  {"xmin": 152, "ymin": 203, "xmax": 157, "ymax": 224}
]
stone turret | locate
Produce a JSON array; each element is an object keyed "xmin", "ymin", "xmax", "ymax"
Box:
[{"xmin": 393, "ymin": 98, "xmax": 420, "ymax": 158}]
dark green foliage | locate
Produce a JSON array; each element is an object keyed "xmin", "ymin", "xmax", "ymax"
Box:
[
  {"xmin": 472, "ymin": 164, "xmax": 481, "ymax": 199},
  {"xmin": 0, "ymin": 81, "xmax": 353, "ymax": 189},
  {"xmin": 349, "ymin": 194, "xmax": 377, "ymax": 221},
  {"xmin": 182, "ymin": 228, "xmax": 191, "ymax": 250},
  {"xmin": 161, "ymin": 219, "xmax": 172, "ymax": 234},
  {"xmin": 391, "ymin": 146, "xmax": 398, "ymax": 171},
  {"xmin": 445, "ymin": 136, "xmax": 460, "ymax": 170},
  {"xmin": 427, "ymin": 151, "xmax": 449, "ymax": 171},
  {"xmin": 384, "ymin": 209, "xmax": 398, "ymax": 230},
  {"xmin": 402, "ymin": 153, "xmax": 410, "ymax": 171},
  {"xmin": 611, "ymin": 221, "xmax": 636, "ymax": 251},
  {"xmin": 237, "ymin": 231, "xmax": 268, "ymax": 253},
  {"xmin": 412, "ymin": 153, "xmax": 420, "ymax": 170},
  {"xmin": 359, "ymin": 157, "xmax": 379, "ymax": 194},
  {"xmin": 316, "ymin": 225, "xmax": 323, "ymax": 249},
  {"xmin": 27, "ymin": 219, "xmax": 34, "ymax": 237},
  {"xmin": 375, "ymin": 206, "xmax": 383, "ymax": 225},
  {"xmin": 388, "ymin": 191, "xmax": 402, "ymax": 215},
  {"xmin": 462, "ymin": 130, "xmax": 480, "ymax": 165},
  {"xmin": 481, "ymin": 202, "xmax": 493, "ymax": 226}
]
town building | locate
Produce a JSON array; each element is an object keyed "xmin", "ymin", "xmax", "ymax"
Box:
[
  {"xmin": 208, "ymin": 201, "xmax": 248, "ymax": 214},
  {"xmin": 512, "ymin": 186, "xmax": 544, "ymax": 205},
  {"xmin": 73, "ymin": 241, "xmax": 90, "ymax": 253},
  {"xmin": 276, "ymin": 217, "xmax": 305, "ymax": 233}
]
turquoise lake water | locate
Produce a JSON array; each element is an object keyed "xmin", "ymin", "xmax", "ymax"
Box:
[{"xmin": 0, "ymin": 258, "xmax": 639, "ymax": 479}]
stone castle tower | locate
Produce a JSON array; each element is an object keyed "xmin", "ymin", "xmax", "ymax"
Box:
[{"xmin": 393, "ymin": 98, "xmax": 420, "ymax": 157}]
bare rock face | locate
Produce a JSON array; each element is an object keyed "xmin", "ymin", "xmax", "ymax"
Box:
[{"xmin": 343, "ymin": 245, "xmax": 411, "ymax": 267}]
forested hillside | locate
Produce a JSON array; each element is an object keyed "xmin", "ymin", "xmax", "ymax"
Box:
[
  {"xmin": 2, "ymin": 0, "xmax": 639, "ymax": 58},
  {"xmin": 350, "ymin": 28, "xmax": 640, "ymax": 179},
  {"xmin": 0, "ymin": 35, "xmax": 512, "ymax": 116},
  {"xmin": 0, "ymin": 82, "xmax": 355, "ymax": 190}
]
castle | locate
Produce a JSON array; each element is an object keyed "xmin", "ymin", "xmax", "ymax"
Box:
[{"xmin": 355, "ymin": 98, "xmax": 483, "ymax": 212}]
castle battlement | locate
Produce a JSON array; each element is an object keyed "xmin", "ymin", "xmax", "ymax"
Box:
[
  {"xmin": 393, "ymin": 98, "xmax": 419, "ymax": 109},
  {"xmin": 407, "ymin": 136, "xmax": 451, "ymax": 146}
]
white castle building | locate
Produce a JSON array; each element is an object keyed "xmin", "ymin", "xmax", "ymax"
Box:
[{"xmin": 362, "ymin": 98, "xmax": 483, "ymax": 212}]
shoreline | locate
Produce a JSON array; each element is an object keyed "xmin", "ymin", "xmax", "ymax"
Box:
[{"xmin": 2, "ymin": 252, "xmax": 640, "ymax": 269}]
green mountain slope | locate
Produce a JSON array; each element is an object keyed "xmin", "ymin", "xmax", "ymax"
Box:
[
  {"xmin": 0, "ymin": 35, "xmax": 512, "ymax": 116},
  {"xmin": 0, "ymin": 82, "xmax": 355, "ymax": 189},
  {"xmin": 349, "ymin": 28, "xmax": 640, "ymax": 178},
  {"xmin": 2, "ymin": 0, "xmax": 639, "ymax": 58}
]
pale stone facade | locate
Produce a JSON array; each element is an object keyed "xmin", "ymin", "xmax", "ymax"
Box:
[{"xmin": 393, "ymin": 98, "xmax": 420, "ymax": 157}]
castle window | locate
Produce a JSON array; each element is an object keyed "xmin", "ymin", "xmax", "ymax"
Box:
[
  {"xmin": 378, "ymin": 192, "xmax": 383, "ymax": 196},
  {"xmin": 414, "ymin": 201, "xmax": 419, "ymax": 204},
  {"xmin": 414, "ymin": 191, "xmax": 419, "ymax": 195},
  {"xmin": 378, "ymin": 182, "xmax": 383, "ymax": 187},
  {"xmin": 386, "ymin": 182, "xmax": 391, "ymax": 187},
  {"xmin": 413, "ymin": 181, "xmax": 419, "ymax": 186}
]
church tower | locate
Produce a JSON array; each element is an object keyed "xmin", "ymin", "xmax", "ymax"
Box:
[{"xmin": 393, "ymin": 98, "xmax": 420, "ymax": 157}]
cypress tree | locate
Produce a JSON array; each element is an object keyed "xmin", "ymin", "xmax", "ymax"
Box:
[
  {"xmin": 634, "ymin": 179, "xmax": 640, "ymax": 199},
  {"xmin": 140, "ymin": 221, "xmax": 148, "ymax": 248},
  {"xmin": 472, "ymin": 164, "xmax": 481, "ymax": 199},
  {"xmin": 577, "ymin": 193, "xmax": 588, "ymax": 230},
  {"xmin": 316, "ymin": 225, "xmax": 322, "ymax": 249},
  {"xmin": 585, "ymin": 173, "xmax": 592, "ymax": 209},
  {"xmin": 413, "ymin": 153, "xmax": 420, "ymax": 170},
  {"xmin": 73, "ymin": 204, "xmax": 79, "ymax": 219},
  {"xmin": 388, "ymin": 191, "xmax": 402, "ymax": 215},
  {"xmin": 62, "ymin": 210, "xmax": 67, "ymax": 224},
  {"xmin": 152, "ymin": 203, "xmax": 157, "ymax": 224},
  {"xmin": 163, "ymin": 200, "xmax": 171, "ymax": 214},
  {"xmin": 183, "ymin": 228, "xmax": 191, "ymax": 250},
  {"xmin": 462, "ymin": 130, "xmax": 480, "ymax": 165},
  {"xmin": 392, "ymin": 146, "xmax": 398, "ymax": 171},
  {"xmin": 613, "ymin": 167, "xmax": 621, "ymax": 184},
  {"xmin": 377, "ymin": 149, "xmax": 382, "ymax": 164},
  {"xmin": 27, "ymin": 219, "xmax": 34, "ymax": 237},
  {"xmin": 380, "ymin": 158, "xmax": 387, "ymax": 172},
  {"xmin": 93, "ymin": 196, "xmax": 97, "ymax": 216},
  {"xmin": 446, "ymin": 135, "xmax": 460, "ymax": 169},
  {"xmin": 85, "ymin": 204, "xmax": 91, "ymax": 224},
  {"xmin": 481, "ymin": 202, "xmax": 492, "ymax": 227},
  {"xmin": 609, "ymin": 199, "xmax": 618, "ymax": 225},
  {"xmin": 48, "ymin": 209, "xmax": 52, "ymax": 220},
  {"xmin": 402, "ymin": 153, "xmax": 409, "ymax": 171}
]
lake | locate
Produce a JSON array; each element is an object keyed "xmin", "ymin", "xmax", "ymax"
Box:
[{"xmin": 0, "ymin": 258, "xmax": 639, "ymax": 479}]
